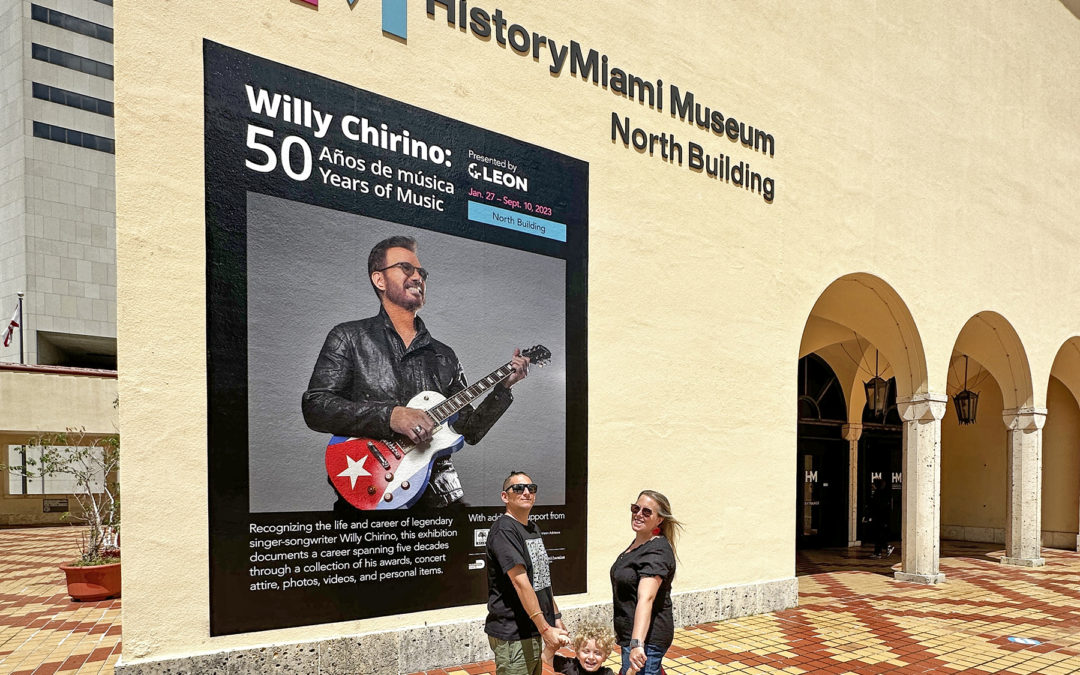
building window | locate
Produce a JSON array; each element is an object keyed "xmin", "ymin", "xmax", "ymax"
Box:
[
  {"xmin": 6, "ymin": 445, "xmax": 105, "ymax": 495},
  {"xmin": 33, "ymin": 121, "xmax": 115, "ymax": 154},
  {"xmin": 797, "ymin": 354, "xmax": 847, "ymax": 422},
  {"xmin": 31, "ymin": 43, "xmax": 113, "ymax": 80},
  {"xmin": 32, "ymin": 82, "xmax": 114, "ymax": 117},
  {"xmin": 31, "ymin": 4, "xmax": 113, "ymax": 43}
]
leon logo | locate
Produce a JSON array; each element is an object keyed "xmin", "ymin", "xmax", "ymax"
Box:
[{"xmin": 296, "ymin": 0, "xmax": 408, "ymax": 39}]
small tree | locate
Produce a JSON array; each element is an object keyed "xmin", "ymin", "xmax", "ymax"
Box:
[{"xmin": 3, "ymin": 428, "xmax": 120, "ymax": 564}]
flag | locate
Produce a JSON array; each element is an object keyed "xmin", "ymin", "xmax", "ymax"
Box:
[{"xmin": 2, "ymin": 302, "xmax": 18, "ymax": 348}]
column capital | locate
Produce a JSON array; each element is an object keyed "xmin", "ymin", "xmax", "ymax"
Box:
[
  {"xmin": 1002, "ymin": 407, "xmax": 1047, "ymax": 431},
  {"xmin": 841, "ymin": 423, "xmax": 863, "ymax": 442},
  {"xmin": 896, "ymin": 393, "xmax": 948, "ymax": 422}
]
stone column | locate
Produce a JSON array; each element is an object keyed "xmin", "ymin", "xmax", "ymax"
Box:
[
  {"xmin": 1001, "ymin": 407, "xmax": 1047, "ymax": 567},
  {"xmin": 894, "ymin": 394, "xmax": 947, "ymax": 584},
  {"xmin": 842, "ymin": 423, "xmax": 863, "ymax": 547}
]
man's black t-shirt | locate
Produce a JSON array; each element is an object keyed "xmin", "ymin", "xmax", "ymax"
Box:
[
  {"xmin": 553, "ymin": 654, "xmax": 615, "ymax": 675},
  {"xmin": 485, "ymin": 513, "xmax": 555, "ymax": 640},
  {"xmin": 609, "ymin": 536, "xmax": 676, "ymax": 649}
]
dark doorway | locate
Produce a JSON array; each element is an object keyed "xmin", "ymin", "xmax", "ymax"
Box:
[
  {"xmin": 797, "ymin": 355, "xmax": 849, "ymax": 549},
  {"xmin": 797, "ymin": 433, "xmax": 849, "ymax": 548},
  {"xmin": 858, "ymin": 428, "xmax": 902, "ymax": 542}
]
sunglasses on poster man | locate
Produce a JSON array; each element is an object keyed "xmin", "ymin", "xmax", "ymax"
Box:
[
  {"xmin": 376, "ymin": 261, "xmax": 429, "ymax": 281},
  {"xmin": 630, "ymin": 503, "xmax": 655, "ymax": 518},
  {"xmin": 505, "ymin": 483, "xmax": 538, "ymax": 494}
]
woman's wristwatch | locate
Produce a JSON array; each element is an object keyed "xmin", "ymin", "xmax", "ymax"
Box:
[{"xmin": 629, "ymin": 639, "xmax": 642, "ymax": 650}]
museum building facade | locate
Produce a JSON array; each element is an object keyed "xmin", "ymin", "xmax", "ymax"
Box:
[{"xmin": 99, "ymin": 1, "xmax": 1080, "ymax": 673}]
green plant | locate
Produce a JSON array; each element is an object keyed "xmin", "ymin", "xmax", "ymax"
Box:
[{"xmin": 3, "ymin": 428, "xmax": 120, "ymax": 565}]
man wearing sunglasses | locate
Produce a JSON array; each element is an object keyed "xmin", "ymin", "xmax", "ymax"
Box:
[
  {"xmin": 302, "ymin": 235, "xmax": 531, "ymax": 510},
  {"xmin": 485, "ymin": 472, "xmax": 567, "ymax": 675}
]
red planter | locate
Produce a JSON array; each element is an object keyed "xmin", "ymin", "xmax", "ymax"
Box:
[{"xmin": 59, "ymin": 562, "xmax": 121, "ymax": 601}]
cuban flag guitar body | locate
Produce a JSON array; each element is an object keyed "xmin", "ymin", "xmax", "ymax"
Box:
[{"xmin": 325, "ymin": 345, "xmax": 551, "ymax": 510}]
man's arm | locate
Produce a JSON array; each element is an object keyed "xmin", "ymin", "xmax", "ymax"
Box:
[
  {"xmin": 301, "ymin": 325, "xmax": 396, "ymax": 439},
  {"xmin": 450, "ymin": 350, "xmax": 530, "ymax": 444},
  {"xmin": 506, "ymin": 564, "xmax": 567, "ymax": 650}
]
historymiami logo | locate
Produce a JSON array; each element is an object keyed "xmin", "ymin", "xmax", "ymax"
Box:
[{"xmin": 297, "ymin": 0, "xmax": 407, "ymax": 39}]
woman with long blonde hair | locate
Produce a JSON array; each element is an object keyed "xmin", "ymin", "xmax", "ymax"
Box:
[{"xmin": 609, "ymin": 490, "xmax": 683, "ymax": 674}]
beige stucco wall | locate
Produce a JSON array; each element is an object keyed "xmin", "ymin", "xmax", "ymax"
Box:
[
  {"xmin": 0, "ymin": 367, "xmax": 117, "ymax": 433},
  {"xmin": 940, "ymin": 376, "xmax": 1007, "ymax": 533},
  {"xmin": 114, "ymin": 0, "xmax": 1080, "ymax": 665}
]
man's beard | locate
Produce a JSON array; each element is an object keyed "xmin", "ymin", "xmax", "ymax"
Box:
[{"xmin": 385, "ymin": 281, "xmax": 424, "ymax": 311}]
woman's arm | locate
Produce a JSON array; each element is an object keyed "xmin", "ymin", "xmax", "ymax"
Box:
[{"xmin": 628, "ymin": 576, "xmax": 662, "ymax": 671}]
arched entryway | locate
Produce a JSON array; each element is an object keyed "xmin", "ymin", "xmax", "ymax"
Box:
[
  {"xmin": 942, "ymin": 312, "xmax": 1040, "ymax": 566},
  {"xmin": 799, "ymin": 273, "xmax": 941, "ymax": 582}
]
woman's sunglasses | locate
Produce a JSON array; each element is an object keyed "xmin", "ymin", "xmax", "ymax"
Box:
[{"xmin": 630, "ymin": 503, "xmax": 654, "ymax": 518}]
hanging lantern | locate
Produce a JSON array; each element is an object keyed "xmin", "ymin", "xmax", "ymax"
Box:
[
  {"xmin": 953, "ymin": 354, "xmax": 979, "ymax": 425},
  {"xmin": 864, "ymin": 350, "xmax": 889, "ymax": 418}
]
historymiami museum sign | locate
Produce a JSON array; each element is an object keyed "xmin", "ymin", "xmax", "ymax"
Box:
[
  {"xmin": 295, "ymin": 0, "xmax": 779, "ymax": 203},
  {"xmin": 204, "ymin": 41, "xmax": 588, "ymax": 635}
]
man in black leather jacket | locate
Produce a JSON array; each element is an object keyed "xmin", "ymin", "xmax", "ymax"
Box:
[{"xmin": 302, "ymin": 235, "xmax": 531, "ymax": 510}]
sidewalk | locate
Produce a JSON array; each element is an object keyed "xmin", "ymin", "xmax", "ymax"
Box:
[
  {"xmin": 0, "ymin": 527, "xmax": 121, "ymax": 675},
  {"xmin": 4, "ymin": 528, "xmax": 1080, "ymax": 675},
  {"xmin": 413, "ymin": 543, "xmax": 1080, "ymax": 675}
]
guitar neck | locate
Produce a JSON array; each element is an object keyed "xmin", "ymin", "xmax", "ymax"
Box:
[{"xmin": 428, "ymin": 362, "xmax": 514, "ymax": 423}]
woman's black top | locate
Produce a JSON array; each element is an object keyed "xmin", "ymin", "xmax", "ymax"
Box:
[{"xmin": 609, "ymin": 536, "xmax": 676, "ymax": 649}]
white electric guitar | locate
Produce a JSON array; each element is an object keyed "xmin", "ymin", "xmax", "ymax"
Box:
[{"xmin": 324, "ymin": 345, "xmax": 552, "ymax": 510}]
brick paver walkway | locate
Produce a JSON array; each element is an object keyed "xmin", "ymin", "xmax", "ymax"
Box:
[
  {"xmin": 4, "ymin": 528, "xmax": 1080, "ymax": 674},
  {"xmin": 412, "ymin": 544, "xmax": 1080, "ymax": 675},
  {"xmin": 0, "ymin": 528, "xmax": 121, "ymax": 675}
]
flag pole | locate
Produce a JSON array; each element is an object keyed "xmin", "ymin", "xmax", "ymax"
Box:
[{"xmin": 16, "ymin": 291, "xmax": 24, "ymax": 365}]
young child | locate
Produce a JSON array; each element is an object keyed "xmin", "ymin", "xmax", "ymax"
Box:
[{"xmin": 542, "ymin": 619, "xmax": 617, "ymax": 674}]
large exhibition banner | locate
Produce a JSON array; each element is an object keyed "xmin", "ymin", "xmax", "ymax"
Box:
[{"xmin": 204, "ymin": 41, "xmax": 588, "ymax": 635}]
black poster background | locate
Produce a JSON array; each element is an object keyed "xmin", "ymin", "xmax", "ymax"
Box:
[{"xmin": 204, "ymin": 41, "xmax": 588, "ymax": 635}]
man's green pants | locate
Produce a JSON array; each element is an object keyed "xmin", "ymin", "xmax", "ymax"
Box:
[{"xmin": 488, "ymin": 635, "xmax": 543, "ymax": 675}]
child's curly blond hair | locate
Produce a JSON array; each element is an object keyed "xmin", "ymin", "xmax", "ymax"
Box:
[{"xmin": 571, "ymin": 619, "xmax": 616, "ymax": 655}]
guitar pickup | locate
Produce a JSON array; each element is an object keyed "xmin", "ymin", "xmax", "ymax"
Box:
[{"xmin": 366, "ymin": 442, "xmax": 391, "ymax": 470}]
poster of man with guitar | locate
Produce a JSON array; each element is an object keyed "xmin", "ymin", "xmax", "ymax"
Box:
[
  {"xmin": 302, "ymin": 235, "xmax": 550, "ymax": 512},
  {"xmin": 204, "ymin": 43, "xmax": 587, "ymax": 632}
]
